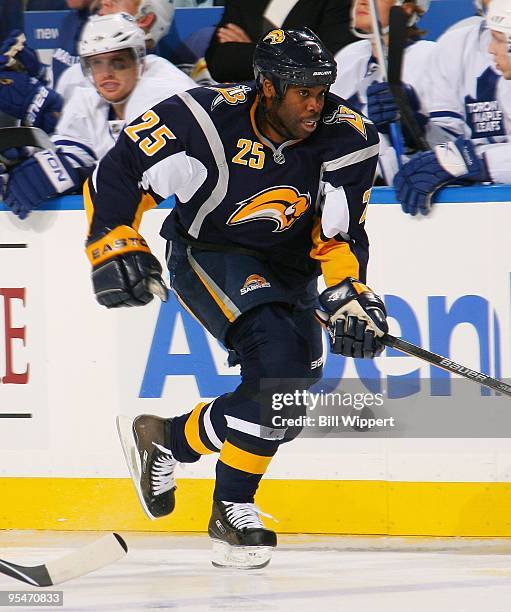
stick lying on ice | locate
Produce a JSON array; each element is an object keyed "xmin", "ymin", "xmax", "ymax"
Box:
[{"xmin": 0, "ymin": 533, "xmax": 128, "ymax": 587}]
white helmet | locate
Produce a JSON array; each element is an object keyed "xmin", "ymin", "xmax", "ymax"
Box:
[
  {"xmin": 79, "ymin": 12, "xmax": 146, "ymax": 59},
  {"xmin": 486, "ymin": 0, "xmax": 511, "ymax": 47},
  {"xmin": 352, "ymin": 0, "xmax": 431, "ymax": 39},
  {"xmin": 137, "ymin": 0, "xmax": 175, "ymax": 45}
]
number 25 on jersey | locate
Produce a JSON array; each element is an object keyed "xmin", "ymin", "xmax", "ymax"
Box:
[{"xmin": 125, "ymin": 110, "xmax": 176, "ymax": 157}]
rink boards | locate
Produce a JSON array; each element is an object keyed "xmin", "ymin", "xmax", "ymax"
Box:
[{"xmin": 0, "ymin": 186, "xmax": 510, "ymax": 535}]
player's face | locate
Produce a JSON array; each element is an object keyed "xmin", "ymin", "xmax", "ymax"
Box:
[
  {"xmin": 99, "ymin": 0, "xmax": 140, "ymax": 16},
  {"xmin": 264, "ymin": 84, "xmax": 327, "ymax": 141},
  {"xmin": 353, "ymin": 0, "xmax": 396, "ymax": 33},
  {"xmin": 488, "ymin": 30, "xmax": 511, "ymax": 79},
  {"xmin": 88, "ymin": 49, "xmax": 139, "ymax": 103}
]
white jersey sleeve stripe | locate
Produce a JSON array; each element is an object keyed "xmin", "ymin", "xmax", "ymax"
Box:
[
  {"xmin": 177, "ymin": 91, "xmax": 230, "ymax": 239},
  {"xmin": 322, "ymin": 143, "xmax": 380, "ymax": 172}
]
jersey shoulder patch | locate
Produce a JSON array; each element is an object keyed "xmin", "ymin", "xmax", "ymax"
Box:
[
  {"xmin": 323, "ymin": 104, "xmax": 368, "ymax": 139},
  {"xmin": 206, "ymin": 83, "xmax": 254, "ymax": 111}
]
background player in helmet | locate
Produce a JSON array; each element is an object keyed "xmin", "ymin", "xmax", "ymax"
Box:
[
  {"xmin": 56, "ymin": 0, "xmax": 178, "ymax": 101},
  {"xmin": 85, "ymin": 27, "xmax": 387, "ymax": 569},
  {"xmin": 331, "ymin": 0, "xmax": 435, "ymax": 184},
  {"xmin": 0, "ymin": 0, "xmax": 177, "ymax": 131},
  {"xmin": 394, "ymin": 0, "xmax": 509, "ymax": 216},
  {"xmin": 1, "ymin": 13, "xmax": 194, "ymax": 220}
]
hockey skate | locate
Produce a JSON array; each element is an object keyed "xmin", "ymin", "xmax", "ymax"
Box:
[
  {"xmin": 208, "ymin": 500, "xmax": 277, "ymax": 569},
  {"xmin": 116, "ymin": 415, "xmax": 177, "ymax": 520}
]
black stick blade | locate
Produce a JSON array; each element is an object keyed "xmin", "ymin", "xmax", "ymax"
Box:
[
  {"xmin": 0, "ymin": 533, "xmax": 128, "ymax": 588},
  {"xmin": 0, "ymin": 559, "xmax": 52, "ymax": 587}
]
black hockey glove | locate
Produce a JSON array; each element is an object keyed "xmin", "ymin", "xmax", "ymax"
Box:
[
  {"xmin": 86, "ymin": 226, "xmax": 168, "ymax": 308},
  {"xmin": 315, "ymin": 277, "xmax": 388, "ymax": 359}
]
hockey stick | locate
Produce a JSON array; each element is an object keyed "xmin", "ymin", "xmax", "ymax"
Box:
[
  {"xmin": 0, "ymin": 126, "xmax": 56, "ymax": 166},
  {"xmin": 382, "ymin": 334, "xmax": 511, "ymax": 397},
  {"xmin": 367, "ymin": 0, "xmax": 406, "ymax": 165},
  {"xmin": 387, "ymin": 5, "xmax": 430, "ymax": 151},
  {"xmin": 0, "ymin": 533, "xmax": 127, "ymax": 587}
]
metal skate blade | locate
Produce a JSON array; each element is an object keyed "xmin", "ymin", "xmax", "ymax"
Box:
[
  {"xmin": 116, "ymin": 415, "xmax": 156, "ymax": 521},
  {"xmin": 210, "ymin": 540, "xmax": 273, "ymax": 570}
]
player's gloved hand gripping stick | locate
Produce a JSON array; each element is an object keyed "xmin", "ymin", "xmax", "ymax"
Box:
[
  {"xmin": 315, "ymin": 277, "xmax": 388, "ymax": 359},
  {"xmin": 315, "ymin": 278, "xmax": 511, "ymax": 397}
]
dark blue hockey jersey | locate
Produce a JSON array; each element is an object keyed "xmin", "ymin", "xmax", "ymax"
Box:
[{"xmin": 85, "ymin": 83, "xmax": 379, "ymax": 286}]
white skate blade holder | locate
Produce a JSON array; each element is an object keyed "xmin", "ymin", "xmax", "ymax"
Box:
[
  {"xmin": 211, "ymin": 540, "xmax": 273, "ymax": 570},
  {"xmin": 116, "ymin": 415, "xmax": 156, "ymax": 521}
]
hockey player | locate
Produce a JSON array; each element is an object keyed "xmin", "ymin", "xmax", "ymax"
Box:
[
  {"xmin": 394, "ymin": 0, "xmax": 507, "ymax": 216},
  {"xmin": 56, "ymin": 0, "xmax": 177, "ymax": 100},
  {"xmin": 0, "ymin": 0, "xmax": 176, "ymax": 132},
  {"xmin": 1, "ymin": 13, "xmax": 194, "ymax": 219},
  {"xmin": 330, "ymin": 0, "xmax": 435, "ymax": 184},
  {"xmin": 85, "ymin": 28, "xmax": 388, "ymax": 568}
]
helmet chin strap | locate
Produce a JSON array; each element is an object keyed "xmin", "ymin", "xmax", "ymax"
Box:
[{"xmin": 256, "ymin": 95, "xmax": 295, "ymax": 142}]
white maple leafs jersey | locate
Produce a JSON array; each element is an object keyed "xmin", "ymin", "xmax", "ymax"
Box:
[
  {"xmin": 85, "ymin": 84, "xmax": 380, "ymax": 285},
  {"xmin": 331, "ymin": 38, "xmax": 435, "ymax": 183},
  {"xmin": 425, "ymin": 19, "xmax": 511, "ymax": 183},
  {"xmin": 51, "ymin": 65, "xmax": 196, "ymax": 173},
  {"xmin": 426, "ymin": 20, "xmax": 504, "ymax": 142}
]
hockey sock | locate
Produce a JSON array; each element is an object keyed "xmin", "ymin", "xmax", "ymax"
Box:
[
  {"xmin": 214, "ymin": 460, "xmax": 265, "ymax": 503},
  {"xmin": 169, "ymin": 402, "xmax": 222, "ymax": 462},
  {"xmin": 213, "ymin": 432, "xmax": 278, "ymax": 502}
]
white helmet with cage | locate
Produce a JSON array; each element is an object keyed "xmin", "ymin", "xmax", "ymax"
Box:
[
  {"xmin": 352, "ymin": 0, "xmax": 431, "ymax": 39},
  {"xmin": 486, "ymin": 0, "xmax": 511, "ymax": 49},
  {"xmin": 137, "ymin": 0, "xmax": 175, "ymax": 46}
]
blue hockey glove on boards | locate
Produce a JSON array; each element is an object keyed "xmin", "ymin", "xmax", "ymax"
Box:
[
  {"xmin": 2, "ymin": 150, "xmax": 78, "ymax": 219},
  {"xmin": 394, "ymin": 138, "xmax": 490, "ymax": 215}
]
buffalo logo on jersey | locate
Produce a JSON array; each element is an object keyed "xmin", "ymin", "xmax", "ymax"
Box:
[
  {"xmin": 240, "ymin": 274, "xmax": 271, "ymax": 296},
  {"xmin": 263, "ymin": 29, "xmax": 285, "ymax": 44},
  {"xmin": 227, "ymin": 186, "xmax": 311, "ymax": 232},
  {"xmin": 323, "ymin": 105, "xmax": 367, "ymax": 139},
  {"xmin": 209, "ymin": 84, "xmax": 252, "ymax": 110}
]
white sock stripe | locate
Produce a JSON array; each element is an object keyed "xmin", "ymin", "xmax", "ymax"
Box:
[
  {"xmin": 225, "ymin": 415, "xmax": 287, "ymax": 440},
  {"xmin": 203, "ymin": 401, "xmax": 223, "ymax": 450}
]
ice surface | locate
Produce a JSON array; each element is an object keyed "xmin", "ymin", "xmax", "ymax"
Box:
[{"xmin": 1, "ymin": 532, "xmax": 511, "ymax": 611}]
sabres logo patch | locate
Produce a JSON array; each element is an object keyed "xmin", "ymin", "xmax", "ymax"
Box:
[
  {"xmin": 323, "ymin": 105, "xmax": 368, "ymax": 139},
  {"xmin": 209, "ymin": 85, "xmax": 252, "ymax": 110},
  {"xmin": 227, "ymin": 186, "xmax": 311, "ymax": 232},
  {"xmin": 263, "ymin": 29, "xmax": 285, "ymax": 45},
  {"xmin": 240, "ymin": 274, "xmax": 271, "ymax": 295}
]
